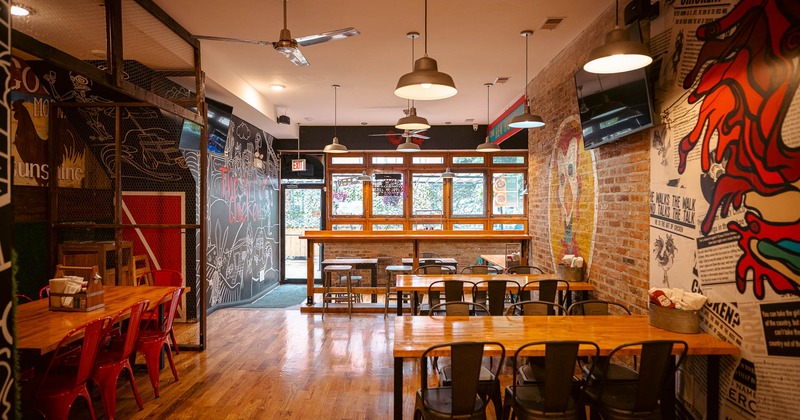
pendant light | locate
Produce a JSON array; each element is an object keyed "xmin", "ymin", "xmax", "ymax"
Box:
[
  {"xmin": 357, "ymin": 170, "xmax": 372, "ymax": 182},
  {"xmin": 394, "ymin": 0, "xmax": 457, "ymax": 100},
  {"xmin": 441, "ymin": 167, "xmax": 455, "ymax": 179},
  {"xmin": 396, "ymin": 131, "xmax": 421, "ymax": 152},
  {"xmin": 476, "ymin": 83, "xmax": 501, "ymax": 152},
  {"xmin": 508, "ymin": 30, "xmax": 545, "ymax": 129},
  {"xmin": 323, "ymin": 85, "xmax": 347, "ymax": 153},
  {"xmin": 583, "ymin": 0, "xmax": 652, "ymax": 74},
  {"xmin": 396, "ymin": 32, "xmax": 431, "ymax": 130}
]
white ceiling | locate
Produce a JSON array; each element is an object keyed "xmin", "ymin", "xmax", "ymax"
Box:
[{"xmin": 19, "ymin": 0, "xmax": 613, "ymax": 140}]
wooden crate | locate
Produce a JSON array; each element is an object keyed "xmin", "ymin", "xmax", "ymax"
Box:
[
  {"xmin": 58, "ymin": 241, "xmax": 134, "ymax": 285},
  {"xmin": 49, "ymin": 265, "xmax": 105, "ymax": 312}
]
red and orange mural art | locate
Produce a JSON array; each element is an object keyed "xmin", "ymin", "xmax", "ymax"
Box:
[{"xmin": 678, "ymin": 0, "xmax": 800, "ymax": 299}]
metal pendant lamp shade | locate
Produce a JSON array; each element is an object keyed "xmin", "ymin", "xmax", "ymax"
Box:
[
  {"xmin": 323, "ymin": 85, "xmax": 348, "ymax": 153},
  {"xmin": 395, "ymin": 106, "xmax": 430, "ymax": 130},
  {"xmin": 477, "ymin": 83, "xmax": 500, "ymax": 152},
  {"xmin": 583, "ymin": 0, "xmax": 652, "ymax": 74},
  {"xmin": 508, "ymin": 30, "xmax": 544, "ymax": 129},
  {"xmin": 441, "ymin": 167, "xmax": 455, "ymax": 179},
  {"xmin": 396, "ymin": 137, "xmax": 421, "ymax": 152},
  {"xmin": 394, "ymin": 0, "xmax": 456, "ymax": 101},
  {"xmin": 357, "ymin": 170, "xmax": 371, "ymax": 182}
]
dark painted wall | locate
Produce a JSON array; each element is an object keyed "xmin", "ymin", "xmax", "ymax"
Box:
[{"xmin": 273, "ymin": 124, "xmax": 528, "ymax": 151}]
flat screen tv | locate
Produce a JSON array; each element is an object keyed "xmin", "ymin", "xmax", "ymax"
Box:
[
  {"xmin": 574, "ymin": 25, "xmax": 654, "ymax": 150},
  {"xmin": 178, "ymin": 97, "xmax": 234, "ymax": 154}
]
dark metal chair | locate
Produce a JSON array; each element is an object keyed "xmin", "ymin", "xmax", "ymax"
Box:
[
  {"xmin": 567, "ymin": 300, "xmax": 631, "ymax": 316},
  {"xmin": 472, "ymin": 280, "xmax": 521, "ymax": 316},
  {"xmin": 567, "ymin": 300, "xmax": 637, "ymax": 383},
  {"xmin": 520, "ymin": 279, "xmax": 570, "ymax": 311},
  {"xmin": 505, "ymin": 301, "xmax": 566, "ymax": 316},
  {"xmin": 503, "ymin": 340, "xmax": 600, "ymax": 420},
  {"xmin": 414, "ymin": 341, "xmax": 505, "ymax": 420},
  {"xmin": 583, "ymin": 340, "xmax": 689, "ymax": 419},
  {"xmin": 461, "ymin": 265, "xmax": 501, "ymax": 275},
  {"xmin": 413, "ymin": 263, "xmax": 454, "ymax": 274},
  {"xmin": 420, "ymin": 280, "xmax": 475, "ymax": 315},
  {"xmin": 505, "ymin": 265, "xmax": 544, "ymax": 274},
  {"xmin": 429, "ymin": 301, "xmax": 488, "ymax": 316}
]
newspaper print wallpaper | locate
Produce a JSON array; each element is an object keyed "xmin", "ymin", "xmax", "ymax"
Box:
[{"xmin": 649, "ymin": 0, "xmax": 799, "ymax": 418}]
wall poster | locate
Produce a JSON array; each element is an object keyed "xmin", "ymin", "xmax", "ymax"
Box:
[{"xmin": 649, "ymin": 0, "xmax": 800, "ymax": 418}]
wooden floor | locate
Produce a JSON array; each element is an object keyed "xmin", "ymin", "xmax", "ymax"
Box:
[{"xmin": 62, "ymin": 308, "xmax": 511, "ymax": 419}]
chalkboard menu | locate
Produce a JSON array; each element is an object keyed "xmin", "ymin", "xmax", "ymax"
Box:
[{"xmin": 374, "ymin": 173, "xmax": 403, "ymax": 197}]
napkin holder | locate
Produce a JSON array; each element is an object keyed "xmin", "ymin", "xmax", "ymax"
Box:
[{"xmin": 49, "ymin": 265, "xmax": 105, "ymax": 312}]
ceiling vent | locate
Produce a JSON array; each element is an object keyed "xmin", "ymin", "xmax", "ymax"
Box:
[
  {"xmin": 540, "ymin": 17, "xmax": 565, "ymax": 30},
  {"xmin": 493, "ymin": 76, "xmax": 510, "ymax": 85}
]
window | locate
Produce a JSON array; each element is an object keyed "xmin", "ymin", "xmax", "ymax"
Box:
[
  {"xmin": 330, "ymin": 156, "xmax": 364, "ymax": 165},
  {"xmin": 412, "ymin": 173, "xmax": 443, "ymax": 216},
  {"xmin": 372, "ymin": 224, "xmax": 404, "ymax": 230},
  {"xmin": 452, "ymin": 156, "xmax": 484, "ymax": 164},
  {"xmin": 331, "ymin": 224, "xmax": 363, "ymax": 230},
  {"xmin": 372, "ymin": 173, "xmax": 404, "ymax": 216},
  {"xmin": 331, "ymin": 173, "xmax": 363, "ymax": 216},
  {"xmin": 372, "ymin": 156, "xmax": 404, "ymax": 165},
  {"xmin": 452, "ymin": 172, "xmax": 485, "ymax": 216},
  {"xmin": 453, "ymin": 223, "xmax": 484, "ymax": 230},
  {"xmin": 492, "ymin": 155, "xmax": 525, "ymax": 164},
  {"xmin": 492, "ymin": 173, "xmax": 525, "ymax": 215},
  {"xmin": 412, "ymin": 156, "xmax": 444, "ymax": 164},
  {"xmin": 493, "ymin": 223, "xmax": 525, "ymax": 231},
  {"xmin": 413, "ymin": 223, "xmax": 443, "ymax": 230}
]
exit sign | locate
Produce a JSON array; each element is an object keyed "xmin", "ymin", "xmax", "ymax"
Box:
[{"xmin": 291, "ymin": 159, "xmax": 306, "ymax": 172}]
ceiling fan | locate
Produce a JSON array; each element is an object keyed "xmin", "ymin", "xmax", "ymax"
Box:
[
  {"xmin": 194, "ymin": 0, "xmax": 360, "ymax": 67},
  {"xmin": 368, "ymin": 129, "xmax": 429, "ymax": 140}
]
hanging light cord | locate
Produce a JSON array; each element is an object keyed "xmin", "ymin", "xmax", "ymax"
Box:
[
  {"xmin": 423, "ymin": 0, "xmax": 428, "ymax": 56},
  {"xmin": 614, "ymin": 0, "xmax": 619, "ymax": 28},
  {"xmin": 524, "ymin": 32, "xmax": 529, "ymax": 103},
  {"xmin": 283, "ymin": 0, "xmax": 288, "ymax": 30},
  {"xmin": 333, "ymin": 86, "xmax": 338, "ymax": 138},
  {"xmin": 410, "ymin": 34, "xmax": 415, "ymax": 110},
  {"xmin": 486, "ymin": 83, "xmax": 491, "ymax": 127}
]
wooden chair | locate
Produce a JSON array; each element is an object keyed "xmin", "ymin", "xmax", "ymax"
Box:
[{"xmin": 133, "ymin": 254, "xmax": 152, "ymax": 285}]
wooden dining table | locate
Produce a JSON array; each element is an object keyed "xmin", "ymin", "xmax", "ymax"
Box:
[
  {"xmin": 394, "ymin": 274, "xmax": 594, "ymax": 315},
  {"xmin": 17, "ymin": 285, "xmax": 182, "ymax": 357},
  {"xmin": 393, "ymin": 314, "xmax": 740, "ymax": 420}
]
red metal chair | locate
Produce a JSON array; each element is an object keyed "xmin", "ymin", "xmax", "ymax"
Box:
[
  {"xmin": 39, "ymin": 285, "xmax": 50, "ymax": 299},
  {"xmin": 92, "ymin": 300, "xmax": 149, "ymax": 419},
  {"xmin": 16, "ymin": 293, "xmax": 33, "ymax": 303},
  {"xmin": 138, "ymin": 269, "xmax": 183, "ymax": 354},
  {"xmin": 136, "ymin": 287, "xmax": 184, "ymax": 397},
  {"xmin": 33, "ymin": 316, "xmax": 110, "ymax": 420}
]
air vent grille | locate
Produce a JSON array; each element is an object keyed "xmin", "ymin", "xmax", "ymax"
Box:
[
  {"xmin": 494, "ymin": 76, "xmax": 510, "ymax": 85},
  {"xmin": 540, "ymin": 17, "xmax": 565, "ymax": 30}
]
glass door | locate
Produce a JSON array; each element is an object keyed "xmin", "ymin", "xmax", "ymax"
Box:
[{"xmin": 282, "ymin": 185, "xmax": 323, "ymax": 282}]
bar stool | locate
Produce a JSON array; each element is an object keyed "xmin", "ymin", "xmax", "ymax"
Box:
[
  {"xmin": 385, "ymin": 265, "xmax": 412, "ymax": 318},
  {"xmin": 322, "ymin": 264, "xmax": 356, "ymax": 319}
]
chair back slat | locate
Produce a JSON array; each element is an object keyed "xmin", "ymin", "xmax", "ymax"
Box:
[
  {"xmin": 110, "ymin": 300, "xmax": 150, "ymax": 359},
  {"xmin": 42, "ymin": 317, "xmax": 110, "ymax": 389},
  {"xmin": 505, "ymin": 265, "xmax": 543, "ymax": 274},
  {"xmin": 506, "ymin": 300, "xmax": 566, "ymax": 316},
  {"xmin": 429, "ymin": 301, "xmax": 488, "ymax": 316},
  {"xmin": 568, "ymin": 300, "xmax": 631, "ymax": 316}
]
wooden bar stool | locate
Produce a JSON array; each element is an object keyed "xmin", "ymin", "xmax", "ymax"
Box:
[
  {"xmin": 322, "ymin": 264, "xmax": 356, "ymax": 319},
  {"xmin": 385, "ymin": 265, "xmax": 412, "ymax": 318}
]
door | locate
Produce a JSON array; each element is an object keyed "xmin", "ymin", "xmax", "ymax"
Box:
[{"xmin": 282, "ymin": 185, "xmax": 323, "ymax": 282}]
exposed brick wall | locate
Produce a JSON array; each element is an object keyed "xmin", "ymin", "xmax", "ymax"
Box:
[{"xmin": 525, "ymin": 5, "xmax": 651, "ymax": 314}]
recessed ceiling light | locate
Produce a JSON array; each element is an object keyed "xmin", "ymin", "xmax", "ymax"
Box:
[
  {"xmin": 270, "ymin": 84, "xmax": 286, "ymax": 91},
  {"xmin": 11, "ymin": 5, "xmax": 32, "ymax": 16}
]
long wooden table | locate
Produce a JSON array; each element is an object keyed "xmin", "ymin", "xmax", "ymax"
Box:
[
  {"xmin": 479, "ymin": 254, "xmax": 508, "ymax": 269},
  {"xmin": 17, "ymin": 285, "xmax": 182, "ymax": 356},
  {"xmin": 393, "ymin": 315, "xmax": 739, "ymax": 420},
  {"xmin": 395, "ymin": 274, "xmax": 594, "ymax": 315},
  {"xmin": 299, "ymin": 230, "xmax": 532, "ymax": 305}
]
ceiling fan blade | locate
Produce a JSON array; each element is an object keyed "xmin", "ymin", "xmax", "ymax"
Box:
[
  {"xmin": 368, "ymin": 133, "xmax": 397, "ymax": 137},
  {"xmin": 278, "ymin": 46, "xmax": 309, "ymax": 67},
  {"xmin": 194, "ymin": 35, "xmax": 274, "ymax": 46},
  {"xmin": 410, "ymin": 134, "xmax": 430, "ymax": 140},
  {"xmin": 295, "ymin": 27, "xmax": 360, "ymax": 47}
]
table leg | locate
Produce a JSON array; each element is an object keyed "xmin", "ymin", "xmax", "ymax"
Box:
[
  {"xmin": 371, "ymin": 264, "xmax": 378, "ymax": 303},
  {"xmin": 396, "ymin": 290, "xmax": 403, "ymax": 316},
  {"xmin": 707, "ymin": 355, "xmax": 720, "ymax": 420},
  {"xmin": 394, "ymin": 357, "xmax": 403, "ymax": 420},
  {"xmin": 412, "ymin": 291, "xmax": 419, "ymax": 315},
  {"xmin": 412, "ymin": 240, "xmax": 420, "ymax": 271},
  {"xmin": 306, "ymin": 240, "xmax": 314, "ymax": 306},
  {"xmin": 661, "ymin": 355, "xmax": 677, "ymax": 420}
]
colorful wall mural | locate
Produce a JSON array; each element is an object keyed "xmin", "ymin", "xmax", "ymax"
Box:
[
  {"xmin": 650, "ymin": 0, "xmax": 799, "ymax": 418},
  {"xmin": 548, "ymin": 115, "xmax": 597, "ymax": 273}
]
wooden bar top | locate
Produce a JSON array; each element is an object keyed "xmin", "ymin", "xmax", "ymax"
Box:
[
  {"xmin": 393, "ymin": 315, "xmax": 740, "ymax": 358},
  {"xmin": 300, "ymin": 230, "xmax": 531, "ymax": 241},
  {"xmin": 395, "ymin": 274, "xmax": 594, "ymax": 292},
  {"xmin": 18, "ymin": 285, "xmax": 182, "ymax": 356}
]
